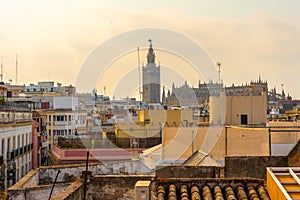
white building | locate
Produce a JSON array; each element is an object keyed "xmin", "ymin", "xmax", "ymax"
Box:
[
  {"xmin": 43, "ymin": 97, "xmax": 87, "ymax": 148},
  {"xmin": 0, "ymin": 83, "xmax": 33, "ymax": 188},
  {"xmin": 22, "ymin": 81, "xmax": 76, "ymax": 96}
]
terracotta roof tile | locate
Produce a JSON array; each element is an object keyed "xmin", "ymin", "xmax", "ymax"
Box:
[{"xmin": 157, "ymin": 183, "xmax": 270, "ymax": 200}]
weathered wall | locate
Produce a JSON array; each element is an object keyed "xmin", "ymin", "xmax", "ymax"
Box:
[
  {"xmin": 8, "ymin": 161, "xmax": 152, "ymax": 199},
  {"xmin": 51, "ymin": 180, "xmax": 84, "ymax": 200},
  {"xmin": 8, "ymin": 183, "xmax": 70, "ymax": 200},
  {"xmin": 156, "ymin": 165, "xmax": 222, "ymax": 178},
  {"xmin": 225, "ymin": 156, "xmax": 288, "ymax": 180},
  {"xmin": 39, "ymin": 160, "xmax": 152, "ymax": 184},
  {"xmin": 25, "ymin": 184, "xmax": 69, "ymax": 200},
  {"xmin": 86, "ymin": 175, "xmax": 155, "ymax": 200}
]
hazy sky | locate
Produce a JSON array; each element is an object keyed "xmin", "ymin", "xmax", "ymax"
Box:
[{"xmin": 0, "ymin": 0, "xmax": 299, "ymax": 98}]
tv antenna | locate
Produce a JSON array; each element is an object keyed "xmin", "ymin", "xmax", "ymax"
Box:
[{"xmin": 15, "ymin": 54, "xmax": 18, "ymax": 84}]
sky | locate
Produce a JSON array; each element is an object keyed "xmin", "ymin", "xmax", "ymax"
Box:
[{"xmin": 0, "ymin": 0, "xmax": 299, "ymax": 98}]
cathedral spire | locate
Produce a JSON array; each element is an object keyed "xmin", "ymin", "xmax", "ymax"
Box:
[{"xmin": 147, "ymin": 39, "xmax": 155, "ymax": 64}]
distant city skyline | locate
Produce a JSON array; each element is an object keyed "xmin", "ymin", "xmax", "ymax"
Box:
[{"xmin": 0, "ymin": 1, "xmax": 299, "ymax": 98}]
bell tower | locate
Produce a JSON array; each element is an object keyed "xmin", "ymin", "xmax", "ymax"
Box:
[{"xmin": 142, "ymin": 39, "xmax": 161, "ymax": 103}]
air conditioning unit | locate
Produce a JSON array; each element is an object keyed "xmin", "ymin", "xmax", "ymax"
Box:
[{"xmin": 135, "ymin": 181, "xmax": 150, "ymax": 200}]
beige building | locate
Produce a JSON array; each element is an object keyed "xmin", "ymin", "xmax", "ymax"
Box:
[
  {"xmin": 137, "ymin": 109, "xmax": 193, "ymax": 127},
  {"xmin": 162, "ymin": 125, "xmax": 300, "ymax": 163},
  {"xmin": 44, "ymin": 109, "xmax": 87, "ymax": 147},
  {"xmin": 210, "ymin": 90, "xmax": 267, "ymax": 125}
]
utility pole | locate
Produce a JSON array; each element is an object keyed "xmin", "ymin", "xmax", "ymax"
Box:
[
  {"xmin": 0, "ymin": 56, "xmax": 3, "ymax": 82},
  {"xmin": 15, "ymin": 54, "xmax": 18, "ymax": 84}
]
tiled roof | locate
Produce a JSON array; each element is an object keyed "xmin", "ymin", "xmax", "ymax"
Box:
[
  {"xmin": 157, "ymin": 183, "xmax": 270, "ymax": 200},
  {"xmin": 183, "ymin": 150, "xmax": 222, "ymax": 167},
  {"xmin": 183, "ymin": 150, "xmax": 207, "ymax": 166}
]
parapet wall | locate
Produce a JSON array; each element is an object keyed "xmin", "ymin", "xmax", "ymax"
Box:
[
  {"xmin": 225, "ymin": 156, "xmax": 288, "ymax": 180},
  {"xmin": 156, "ymin": 165, "xmax": 223, "ymax": 178},
  {"xmin": 87, "ymin": 175, "xmax": 155, "ymax": 200}
]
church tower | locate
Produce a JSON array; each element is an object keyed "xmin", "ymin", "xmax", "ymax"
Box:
[{"xmin": 142, "ymin": 39, "xmax": 161, "ymax": 103}]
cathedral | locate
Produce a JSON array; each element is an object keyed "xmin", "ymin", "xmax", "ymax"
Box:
[
  {"xmin": 142, "ymin": 39, "xmax": 160, "ymax": 103},
  {"xmin": 163, "ymin": 76, "xmax": 270, "ymax": 107}
]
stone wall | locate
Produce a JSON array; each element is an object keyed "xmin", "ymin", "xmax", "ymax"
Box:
[
  {"xmin": 86, "ymin": 175, "xmax": 155, "ymax": 200},
  {"xmin": 156, "ymin": 165, "xmax": 223, "ymax": 178},
  {"xmin": 225, "ymin": 156, "xmax": 288, "ymax": 180}
]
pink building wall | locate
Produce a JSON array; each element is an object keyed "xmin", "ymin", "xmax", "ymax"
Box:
[{"xmin": 32, "ymin": 123, "xmax": 39, "ymax": 169}]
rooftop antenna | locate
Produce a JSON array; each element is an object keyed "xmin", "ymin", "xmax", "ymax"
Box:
[
  {"xmin": 15, "ymin": 54, "xmax": 18, "ymax": 84},
  {"xmin": 217, "ymin": 62, "xmax": 221, "ymax": 85},
  {"xmin": 137, "ymin": 47, "xmax": 142, "ymax": 102},
  {"xmin": 0, "ymin": 56, "xmax": 3, "ymax": 82}
]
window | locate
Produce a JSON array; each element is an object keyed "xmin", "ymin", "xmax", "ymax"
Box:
[
  {"xmin": 1, "ymin": 139, "xmax": 4, "ymax": 155},
  {"xmin": 241, "ymin": 114, "xmax": 248, "ymax": 125},
  {"xmin": 18, "ymin": 135, "xmax": 20, "ymax": 149},
  {"xmin": 7, "ymin": 138, "xmax": 10, "ymax": 152},
  {"xmin": 7, "ymin": 91, "xmax": 12, "ymax": 98},
  {"xmin": 55, "ymin": 115, "xmax": 65, "ymax": 121}
]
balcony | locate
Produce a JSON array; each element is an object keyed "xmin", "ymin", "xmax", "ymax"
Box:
[
  {"xmin": 53, "ymin": 121, "xmax": 72, "ymax": 126},
  {"xmin": 0, "ymin": 103, "xmax": 32, "ymax": 112}
]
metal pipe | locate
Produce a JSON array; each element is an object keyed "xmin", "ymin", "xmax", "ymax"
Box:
[{"xmin": 48, "ymin": 169, "xmax": 61, "ymax": 200}]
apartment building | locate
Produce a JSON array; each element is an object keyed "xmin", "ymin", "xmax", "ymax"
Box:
[
  {"xmin": 0, "ymin": 83, "xmax": 33, "ymax": 189},
  {"xmin": 42, "ymin": 97, "xmax": 87, "ymax": 150}
]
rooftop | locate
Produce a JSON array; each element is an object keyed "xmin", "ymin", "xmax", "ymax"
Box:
[{"xmin": 157, "ymin": 179, "xmax": 270, "ymax": 200}]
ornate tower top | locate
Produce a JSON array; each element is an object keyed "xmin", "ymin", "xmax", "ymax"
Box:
[{"xmin": 147, "ymin": 39, "xmax": 155, "ymax": 64}]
